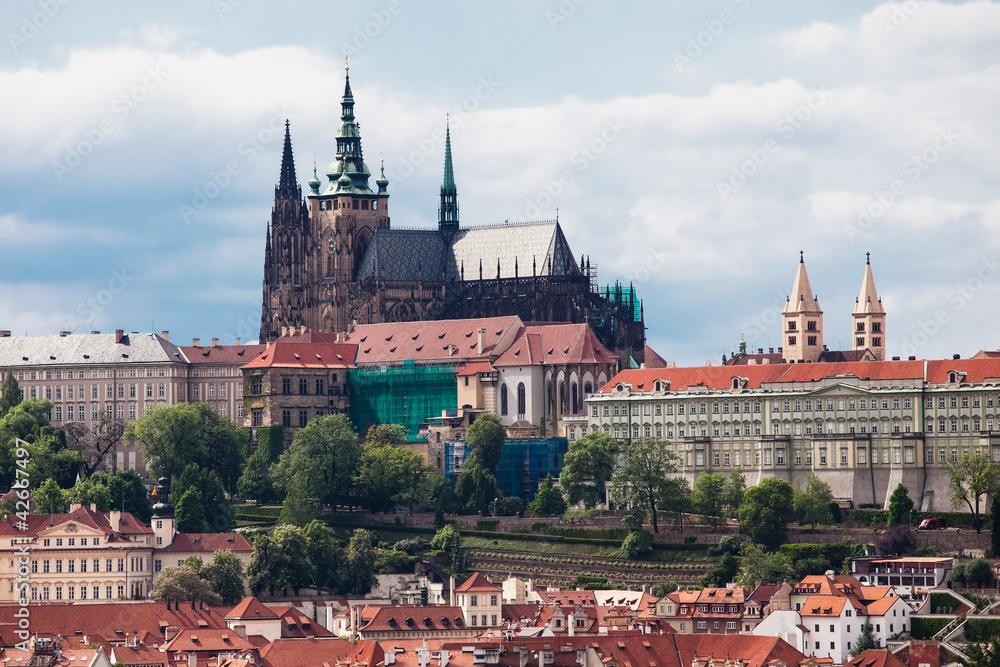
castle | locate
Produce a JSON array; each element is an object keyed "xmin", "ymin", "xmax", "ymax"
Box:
[{"xmin": 259, "ymin": 66, "xmax": 645, "ymax": 366}]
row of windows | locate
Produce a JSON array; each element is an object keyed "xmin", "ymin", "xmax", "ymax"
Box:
[
  {"xmin": 28, "ymin": 584, "xmax": 125, "ymax": 600},
  {"xmin": 595, "ymin": 401, "xmax": 764, "ymax": 418},
  {"xmin": 13, "ymin": 368, "xmax": 171, "ymax": 380},
  {"xmin": 696, "ymin": 621, "xmax": 738, "ymax": 630},
  {"xmin": 282, "ymin": 409, "xmax": 325, "ymax": 427},
  {"xmin": 29, "ymin": 556, "xmax": 130, "ymax": 573},
  {"xmin": 32, "ymin": 537, "xmax": 100, "ymax": 547},
  {"xmin": 318, "ymin": 197, "xmax": 379, "ymax": 211},
  {"xmin": 777, "ymin": 397, "xmax": 909, "ymax": 412},
  {"xmin": 281, "ymin": 377, "xmax": 329, "ymax": 396}
]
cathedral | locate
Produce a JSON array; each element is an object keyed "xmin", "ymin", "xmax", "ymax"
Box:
[{"xmin": 259, "ymin": 67, "xmax": 646, "ymax": 366}]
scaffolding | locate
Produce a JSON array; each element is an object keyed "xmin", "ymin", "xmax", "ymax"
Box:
[
  {"xmin": 348, "ymin": 360, "xmax": 457, "ymax": 441},
  {"xmin": 445, "ymin": 437, "xmax": 567, "ymax": 502}
]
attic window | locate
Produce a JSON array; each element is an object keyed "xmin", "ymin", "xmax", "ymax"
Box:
[
  {"xmin": 438, "ymin": 333, "xmax": 446, "ymax": 339},
  {"xmin": 387, "ymin": 618, "xmax": 397, "ymax": 627},
  {"xmin": 465, "ymin": 332, "xmax": 473, "ymax": 337},
  {"xmin": 405, "ymin": 617, "xmax": 414, "ymax": 627},
  {"xmin": 411, "ymin": 335, "xmax": 419, "ymax": 340},
  {"xmin": 360, "ymin": 336, "xmax": 367, "ymax": 343},
  {"xmin": 441, "ymin": 618, "xmax": 450, "ymax": 626},
  {"xmin": 424, "ymin": 617, "xmax": 432, "ymax": 627},
  {"xmin": 386, "ymin": 335, "xmax": 393, "ymax": 342},
  {"xmin": 315, "ymin": 354, "xmax": 322, "ymax": 360},
  {"xmin": 390, "ymin": 347, "xmax": 397, "ymax": 353},
  {"xmin": 415, "ymin": 346, "xmax": 423, "ymax": 352},
  {"xmin": 293, "ymin": 353, "xmax": 300, "ymax": 359}
]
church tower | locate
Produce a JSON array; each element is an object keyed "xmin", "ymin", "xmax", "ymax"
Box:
[
  {"xmin": 853, "ymin": 253, "xmax": 885, "ymax": 361},
  {"xmin": 309, "ymin": 61, "xmax": 390, "ymax": 334},
  {"xmin": 260, "ymin": 120, "xmax": 310, "ymax": 344},
  {"xmin": 782, "ymin": 252, "xmax": 824, "ymax": 363},
  {"xmin": 438, "ymin": 120, "xmax": 459, "ymax": 243}
]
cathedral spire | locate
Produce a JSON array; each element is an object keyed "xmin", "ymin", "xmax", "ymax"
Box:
[
  {"xmin": 277, "ymin": 120, "xmax": 300, "ymax": 198},
  {"xmin": 439, "ymin": 117, "xmax": 459, "ymax": 241},
  {"xmin": 853, "ymin": 253, "xmax": 886, "ymax": 360},
  {"xmin": 325, "ymin": 64, "xmax": 373, "ymax": 195}
]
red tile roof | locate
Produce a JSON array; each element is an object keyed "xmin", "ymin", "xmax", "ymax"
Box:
[
  {"xmin": 598, "ymin": 365, "xmax": 790, "ymax": 393},
  {"xmin": 358, "ymin": 604, "xmax": 466, "ymax": 632},
  {"xmin": 455, "ymin": 572, "xmax": 500, "ymax": 592},
  {"xmin": 226, "ymin": 596, "xmax": 278, "ymax": 620},
  {"xmin": 259, "ymin": 637, "xmax": 359, "ymax": 667},
  {"xmin": 162, "ymin": 533, "xmax": 253, "ymax": 553},
  {"xmin": 844, "ymin": 649, "xmax": 908, "ymax": 667},
  {"xmin": 180, "ymin": 344, "xmax": 266, "ymax": 365},
  {"xmin": 110, "ymin": 644, "xmax": 168, "ymax": 667},
  {"xmin": 268, "ymin": 606, "xmax": 335, "ymax": 638},
  {"xmin": 926, "ymin": 358, "xmax": 1000, "ymax": 384},
  {"xmin": 0, "ymin": 506, "xmax": 150, "ymax": 538},
  {"xmin": 493, "ymin": 324, "xmax": 618, "ymax": 367},
  {"xmin": 457, "ymin": 361, "xmax": 497, "ymax": 376},
  {"xmin": 162, "ymin": 628, "xmax": 256, "ymax": 653},
  {"xmin": 242, "ymin": 331, "xmax": 356, "ymax": 370},
  {"xmin": 345, "ymin": 316, "xmax": 521, "ymax": 365}
]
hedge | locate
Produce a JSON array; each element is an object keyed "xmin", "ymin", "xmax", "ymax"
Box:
[
  {"xmin": 929, "ymin": 592, "xmax": 962, "ymax": 615},
  {"xmin": 232, "ymin": 505, "xmax": 283, "ymax": 518},
  {"xmin": 779, "ymin": 540, "xmax": 865, "ymax": 566},
  {"xmin": 849, "ymin": 509, "xmax": 987, "ymax": 529},
  {"xmin": 910, "ymin": 616, "xmax": 952, "ymax": 640},
  {"xmin": 963, "ymin": 618, "xmax": 1000, "ymax": 642}
]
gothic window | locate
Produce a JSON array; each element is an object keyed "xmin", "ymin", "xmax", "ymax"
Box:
[
  {"xmin": 584, "ymin": 382, "xmax": 592, "ymax": 395},
  {"xmin": 517, "ymin": 383, "xmax": 526, "ymax": 416},
  {"xmin": 500, "ymin": 385, "xmax": 508, "ymax": 416},
  {"xmin": 559, "ymin": 382, "xmax": 567, "ymax": 416},
  {"xmin": 571, "ymin": 382, "xmax": 579, "ymax": 414}
]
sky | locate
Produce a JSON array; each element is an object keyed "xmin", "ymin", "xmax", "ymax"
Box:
[{"xmin": 1, "ymin": 1, "xmax": 998, "ymax": 367}]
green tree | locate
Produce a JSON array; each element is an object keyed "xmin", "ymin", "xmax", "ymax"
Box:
[
  {"xmin": 736, "ymin": 541, "xmax": 791, "ymax": 586},
  {"xmin": 174, "ymin": 487, "xmax": 209, "ymax": 532},
  {"xmin": 692, "ymin": 473, "xmax": 727, "ymax": 526},
  {"xmin": 467, "ymin": 413, "xmax": 505, "ymax": 471},
  {"xmin": 558, "ymin": 432, "xmax": 618, "ymax": 509},
  {"xmin": 271, "ymin": 524, "xmax": 311, "ymax": 595},
  {"xmin": 700, "ymin": 553, "xmax": 739, "ymax": 587},
  {"xmin": 431, "ymin": 524, "xmax": 460, "ymax": 552},
  {"xmin": 610, "ymin": 438, "xmax": 679, "ymax": 533},
  {"xmin": 722, "ymin": 468, "xmax": 747, "ymax": 517},
  {"xmin": 944, "ymin": 451, "xmax": 1000, "ymax": 533},
  {"xmin": 237, "ymin": 448, "xmax": 277, "ymax": 503},
  {"xmin": 992, "ymin": 495, "xmax": 1000, "ymax": 557},
  {"xmin": 304, "ymin": 520, "xmax": 342, "ymax": 593},
  {"xmin": 0, "ymin": 369, "xmax": 21, "ymax": 417},
  {"xmin": 364, "ymin": 423, "xmax": 408, "ymax": 446},
  {"xmin": 126, "ymin": 402, "xmax": 246, "ymax": 491},
  {"xmin": 737, "ymin": 477, "xmax": 794, "ymax": 549},
  {"xmin": 887, "ymin": 483, "xmax": 915, "ymax": 527},
  {"xmin": 850, "ymin": 622, "xmax": 881, "ymax": 656},
  {"xmin": 793, "ymin": 473, "xmax": 834, "ymax": 528},
  {"xmin": 278, "ymin": 472, "xmax": 315, "ymax": 526},
  {"xmin": 33, "ymin": 477, "xmax": 69, "ymax": 514},
  {"xmin": 88, "ymin": 469, "xmax": 153, "ymax": 523},
  {"xmin": 966, "ymin": 558, "xmax": 994, "ymax": 587},
  {"xmin": 659, "ymin": 476, "xmax": 692, "ymax": 531},
  {"xmin": 175, "ymin": 463, "xmax": 232, "ymax": 531},
  {"xmin": 151, "ymin": 563, "xmax": 222, "ymax": 605},
  {"xmin": 455, "ymin": 460, "xmax": 502, "ymax": 515},
  {"xmin": 247, "ymin": 533, "xmax": 276, "ymax": 597},
  {"xmin": 355, "ymin": 443, "xmax": 428, "ymax": 513},
  {"xmin": 201, "ymin": 550, "xmax": 247, "ymax": 605},
  {"xmin": 961, "ymin": 642, "xmax": 1000, "ymax": 667},
  {"xmin": 270, "ymin": 414, "xmax": 361, "ymax": 509},
  {"xmin": 527, "ymin": 475, "xmax": 567, "ymax": 517},
  {"xmin": 0, "ymin": 400, "xmax": 81, "ymax": 489},
  {"xmin": 68, "ymin": 477, "xmax": 112, "ymax": 512},
  {"xmin": 344, "ymin": 528, "xmax": 378, "ymax": 595},
  {"xmin": 620, "ymin": 529, "xmax": 653, "ymax": 558}
]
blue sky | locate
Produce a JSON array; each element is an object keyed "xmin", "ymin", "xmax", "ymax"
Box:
[{"xmin": 1, "ymin": 1, "xmax": 998, "ymax": 366}]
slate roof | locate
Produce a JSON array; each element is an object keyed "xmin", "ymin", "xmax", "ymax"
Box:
[
  {"xmin": 0, "ymin": 332, "xmax": 185, "ymax": 368},
  {"xmin": 356, "ymin": 221, "xmax": 582, "ymax": 283}
]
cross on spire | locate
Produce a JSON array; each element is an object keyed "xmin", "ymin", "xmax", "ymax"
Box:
[{"xmin": 866, "ymin": 251, "xmax": 871, "ymax": 264}]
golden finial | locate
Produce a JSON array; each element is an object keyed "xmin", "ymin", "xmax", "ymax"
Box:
[
  {"xmin": 345, "ymin": 54, "xmax": 349, "ymax": 72},
  {"xmin": 446, "ymin": 111, "xmax": 450, "ymax": 128}
]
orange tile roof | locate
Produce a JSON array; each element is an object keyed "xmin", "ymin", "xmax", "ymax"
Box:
[
  {"xmin": 0, "ymin": 506, "xmax": 150, "ymax": 538},
  {"xmin": 865, "ymin": 596, "xmax": 903, "ymax": 616},
  {"xmin": 345, "ymin": 316, "xmax": 521, "ymax": 365},
  {"xmin": 457, "ymin": 360, "xmax": 497, "ymax": 376},
  {"xmin": 226, "ymin": 596, "xmax": 278, "ymax": 620},
  {"xmin": 926, "ymin": 358, "xmax": 1000, "ymax": 383},
  {"xmin": 163, "ymin": 532, "xmax": 253, "ymax": 553},
  {"xmin": 799, "ymin": 596, "xmax": 848, "ymax": 616},
  {"xmin": 162, "ymin": 628, "xmax": 256, "ymax": 652},
  {"xmin": 493, "ymin": 324, "xmax": 618, "ymax": 367},
  {"xmin": 598, "ymin": 365, "xmax": 790, "ymax": 393},
  {"xmin": 242, "ymin": 331, "xmax": 356, "ymax": 370},
  {"xmin": 359, "ymin": 604, "xmax": 467, "ymax": 632},
  {"xmin": 455, "ymin": 572, "xmax": 500, "ymax": 592},
  {"xmin": 259, "ymin": 637, "xmax": 358, "ymax": 667},
  {"xmin": 180, "ymin": 344, "xmax": 266, "ymax": 365},
  {"xmin": 844, "ymin": 649, "xmax": 908, "ymax": 667}
]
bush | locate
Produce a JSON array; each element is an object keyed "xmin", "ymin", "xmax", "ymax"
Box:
[
  {"xmin": 476, "ymin": 519, "xmax": 499, "ymax": 532},
  {"xmin": 711, "ymin": 534, "xmax": 751, "ymax": 557},
  {"xmin": 966, "ymin": 558, "xmax": 994, "ymax": 587},
  {"xmin": 621, "ymin": 529, "xmax": 654, "ymax": 558},
  {"xmin": 876, "ymin": 526, "xmax": 916, "ymax": 556},
  {"xmin": 393, "ymin": 538, "xmax": 425, "ymax": 555},
  {"xmin": 496, "ymin": 496, "xmax": 525, "ymax": 517}
]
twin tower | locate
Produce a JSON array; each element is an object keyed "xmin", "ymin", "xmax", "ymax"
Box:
[{"xmin": 782, "ymin": 252, "xmax": 885, "ymax": 363}]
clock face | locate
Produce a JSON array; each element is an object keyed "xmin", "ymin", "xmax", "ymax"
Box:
[{"xmin": 328, "ymin": 238, "xmax": 335, "ymax": 253}]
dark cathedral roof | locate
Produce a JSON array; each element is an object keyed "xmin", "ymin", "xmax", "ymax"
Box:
[{"xmin": 356, "ymin": 221, "xmax": 583, "ymax": 283}]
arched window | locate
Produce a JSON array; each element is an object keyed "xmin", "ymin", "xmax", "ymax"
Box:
[
  {"xmin": 559, "ymin": 382, "xmax": 567, "ymax": 416},
  {"xmin": 584, "ymin": 382, "xmax": 593, "ymax": 395},
  {"xmin": 571, "ymin": 382, "xmax": 579, "ymax": 414},
  {"xmin": 517, "ymin": 383, "xmax": 526, "ymax": 416},
  {"xmin": 500, "ymin": 384, "xmax": 508, "ymax": 416}
]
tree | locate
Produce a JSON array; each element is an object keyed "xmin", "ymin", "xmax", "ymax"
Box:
[
  {"xmin": 247, "ymin": 533, "xmax": 276, "ymax": 597},
  {"xmin": 793, "ymin": 473, "xmax": 834, "ymax": 528},
  {"xmin": 850, "ymin": 622, "xmax": 881, "ymax": 656},
  {"xmin": 364, "ymin": 423, "xmax": 407, "ymax": 446},
  {"xmin": 126, "ymin": 402, "xmax": 245, "ymax": 491},
  {"xmin": 992, "ymin": 495, "xmax": 1000, "ymax": 557},
  {"xmin": 431, "ymin": 524, "xmax": 460, "ymax": 552},
  {"xmin": 174, "ymin": 463, "xmax": 231, "ymax": 531},
  {"xmin": 344, "ymin": 529, "xmax": 377, "ymax": 595},
  {"xmin": 876, "ymin": 525, "xmax": 916, "ymax": 556},
  {"xmin": 722, "ymin": 468, "xmax": 746, "ymax": 517},
  {"xmin": 966, "ymin": 558, "xmax": 994, "ymax": 587},
  {"xmin": 737, "ymin": 477, "xmax": 794, "ymax": 549},
  {"xmin": 270, "ymin": 414, "xmax": 361, "ymax": 509},
  {"xmin": 0, "ymin": 400, "xmax": 81, "ymax": 489},
  {"xmin": 202, "ymin": 550, "xmax": 247, "ymax": 605},
  {"xmin": 304, "ymin": 520, "xmax": 342, "ymax": 593},
  {"xmin": 278, "ymin": 473, "xmax": 315, "ymax": 526},
  {"xmin": 68, "ymin": 477, "xmax": 112, "ymax": 512},
  {"xmin": 355, "ymin": 443, "xmax": 428, "ymax": 513},
  {"xmin": 0, "ymin": 369, "xmax": 21, "ymax": 417},
  {"xmin": 33, "ymin": 478, "xmax": 69, "ymax": 514},
  {"xmin": 658, "ymin": 476, "xmax": 692, "ymax": 531},
  {"xmin": 270, "ymin": 524, "xmax": 311, "ymax": 595},
  {"xmin": 151, "ymin": 563, "xmax": 222, "ymax": 605},
  {"xmin": 887, "ymin": 483, "xmax": 915, "ymax": 527},
  {"xmin": 455, "ymin": 414, "xmax": 506, "ymax": 515},
  {"xmin": 620, "ymin": 529, "xmax": 653, "ymax": 558},
  {"xmin": 944, "ymin": 451, "xmax": 1000, "ymax": 533},
  {"xmin": 700, "ymin": 553, "xmax": 739, "ymax": 587},
  {"xmin": 609, "ymin": 438, "xmax": 679, "ymax": 533},
  {"xmin": 558, "ymin": 432, "xmax": 618, "ymax": 509},
  {"xmin": 736, "ymin": 541, "xmax": 791, "ymax": 587},
  {"xmin": 527, "ymin": 475, "xmax": 567, "ymax": 517},
  {"xmin": 175, "ymin": 487, "xmax": 209, "ymax": 533},
  {"xmin": 237, "ymin": 448, "xmax": 277, "ymax": 503},
  {"xmin": 89, "ymin": 469, "xmax": 153, "ymax": 523},
  {"xmin": 692, "ymin": 473, "xmax": 727, "ymax": 526},
  {"xmin": 467, "ymin": 413, "xmax": 505, "ymax": 472},
  {"xmin": 960, "ymin": 641, "xmax": 1000, "ymax": 667},
  {"xmin": 63, "ymin": 415, "xmax": 127, "ymax": 477}
]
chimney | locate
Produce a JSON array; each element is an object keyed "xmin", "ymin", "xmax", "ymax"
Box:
[
  {"xmin": 0, "ymin": 331, "xmax": 10, "ymax": 338},
  {"xmin": 232, "ymin": 625, "xmax": 247, "ymax": 639},
  {"xmin": 211, "ymin": 338, "xmax": 219, "ymax": 347},
  {"xmin": 192, "ymin": 338, "xmax": 200, "ymax": 347},
  {"xmin": 234, "ymin": 337, "xmax": 241, "ymax": 346},
  {"xmin": 477, "ymin": 328, "xmax": 486, "ymax": 355},
  {"xmin": 188, "ymin": 652, "xmax": 196, "ymax": 667},
  {"xmin": 164, "ymin": 626, "xmax": 178, "ymax": 642},
  {"xmin": 281, "ymin": 326, "xmax": 288, "ymax": 337},
  {"xmin": 59, "ymin": 331, "xmax": 71, "ymax": 337},
  {"xmin": 90, "ymin": 331, "xmax": 100, "ymax": 335},
  {"xmin": 300, "ymin": 325, "xmax": 307, "ymax": 334},
  {"xmin": 161, "ymin": 331, "xmax": 169, "ymax": 341},
  {"xmin": 115, "ymin": 329, "xmax": 125, "ymax": 343},
  {"xmin": 108, "ymin": 511, "xmax": 122, "ymax": 532}
]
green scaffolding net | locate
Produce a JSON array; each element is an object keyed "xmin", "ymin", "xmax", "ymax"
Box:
[{"xmin": 347, "ymin": 360, "xmax": 457, "ymax": 441}]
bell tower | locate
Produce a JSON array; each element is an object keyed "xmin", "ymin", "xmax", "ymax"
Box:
[
  {"xmin": 782, "ymin": 252, "xmax": 824, "ymax": 363},
  {"xmin": 853, "ymin": 253, "xmax": 886, "ymax": 361}
]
